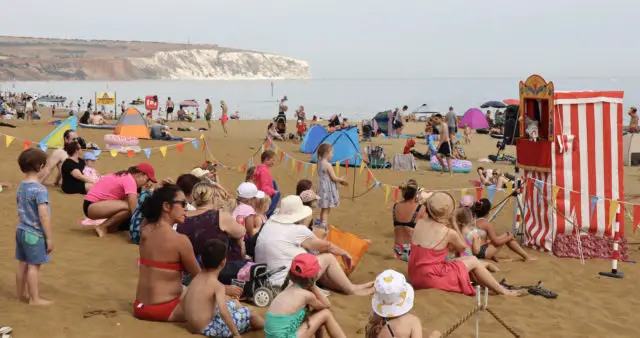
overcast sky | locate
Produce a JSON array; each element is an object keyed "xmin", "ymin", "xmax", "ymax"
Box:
[{"xmin": 4, "ymin": 0, "xmax": 634, "ymax": 78}]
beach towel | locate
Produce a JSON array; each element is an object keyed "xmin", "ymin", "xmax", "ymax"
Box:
[
  {"xmin": 392, "ymin": 153, "xmax": 417, "ymax": 171},
  {"xmin": 327, "ymin": 225, "xmax": 370, "ymax": 275}
]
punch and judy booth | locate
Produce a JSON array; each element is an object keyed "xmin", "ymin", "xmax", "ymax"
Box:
[{"xmin": 516, "ymin": 74, "xmax": 626, "ymax": 258}]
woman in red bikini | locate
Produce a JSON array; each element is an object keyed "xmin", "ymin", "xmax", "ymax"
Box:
[{"xmin": 134, "ymin": 184, "xmax": 201, "ymax": 322}]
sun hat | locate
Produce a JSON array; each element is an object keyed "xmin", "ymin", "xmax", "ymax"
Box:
[
  {"xmin": 485, "ymin": 168, "xmax": 494, "ymax": 177},
  {"xmin": 135, "ymin": 162, "xmax": 157, "ymax": 183},
  {"xmin": 299, "ymin": 190, "xmax": 320, "ymax": 203},
  {"xmin": 271, "ymin": 195, "xmax": 312, "ymax": 223},
  {"xmin": 460, "ymin": 195, "xmax": 475, "ymax": 208},
  {"xmin": 290, "ymin": 253, "xmax": 321, "ymax": 278},
  {"xmin": 83, "ymin": 152, "xmax": 98, "ymax": 161},
  {"xmin": 190, "ymin": 168, "xmax": 210, "ymax": 178},
  {"xmin": 425, "ymin": 191, "xmax": 455, "ymax": 223},
  {"xmin": 237, "ymin": 182, "xmax": 265, "ymax": 199},
  {"xmin": 372, "ymin": 270, "xmax": 415, "ymax": 318}
]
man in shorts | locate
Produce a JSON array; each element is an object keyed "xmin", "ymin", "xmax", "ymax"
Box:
[
  {"xmin": 446, "ymin": 106, "xmax": 458, "ymax": 136},
  {"xmin": 166, "ymin": 97, "xmax": 174, "ymax": 120},
  {"xmin": 434, "ymin": 114, "xmax": 454, "ymax": 176},
  {"xmin": 205, "ymin": 99, "xmax": 212, "ymax": 129}
]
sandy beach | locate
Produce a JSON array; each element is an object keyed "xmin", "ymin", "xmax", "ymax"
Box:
[{"xmin": 1, "ymin": 118, "xmax": 639, "ymax": 338}]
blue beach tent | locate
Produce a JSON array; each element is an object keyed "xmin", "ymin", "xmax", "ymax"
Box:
[
  {"xmin": 311, "ymin": 127, "xmax": 362, "ymax": 167},
  {"xmin": 300, "ymin": 125, "xmax": 328, "ymax": 154}
]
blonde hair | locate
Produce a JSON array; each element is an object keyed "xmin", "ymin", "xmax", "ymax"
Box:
[
  {"xmin": 316, "ymin": 143, "xmax": 333, "ymax": 159},
  {"xmin": 398, "ymin": 179, "xmax": 419, "ymax": 201},
  {"xmin": 192, "ymin": 181, "xmax": 237, "ymax": 212},
  {"xmin": 365, "ymin": 314, "xmax": 387, "ymax": 338},
  {"xmin": 255, "ymin": 195, "xmax": 272, "ymax": 214}
]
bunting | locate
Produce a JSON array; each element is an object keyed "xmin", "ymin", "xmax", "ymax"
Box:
[
  {"xmin": 5, "ymin": 135, "xmax": 14, "ymax": 147},
  {"xmin": 487, "ymin": 185, "xmax": 496, "ymax": 203},
  {"xmin": 475, "ymin": 187, "xmax": 483, "ymax": 201},
  {"xmin": 159, "ymin": 146, "xmax": 167, "ymax": 158},
  {"xmin": 393, "ymin": 187, "xmax": 399, "ymax": 203},
  {"xmin": 385, "ymin": 184, "xmax": 391, "ymax": 202}
]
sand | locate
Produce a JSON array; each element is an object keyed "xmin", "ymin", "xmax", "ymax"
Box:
[{"xmin": 0, "ymin": 118, "xmax": 639, "ymax": 338}]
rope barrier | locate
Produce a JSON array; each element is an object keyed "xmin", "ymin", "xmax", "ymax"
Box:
[
  {"xmin": 441, "ymin": 307, "xmax": 480, "ymax": 338},
  {"xmin": 485, "ymin": 308, "xmax": 521, "ymax": 338}
]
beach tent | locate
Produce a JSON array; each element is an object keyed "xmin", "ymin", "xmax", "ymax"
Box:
[
  {"xmin": 300, "ymin": 125, "xmax": 328, "ymax": 153},
  {"xmin": 40, "ymin": 115, "xmax": 77, "ymax": 149},
  {"xmin": 114, "ymin": 107, "xmax": 150, "ymax": 139},
  {"xmin": 623, "ymin": 133, "xmax": 640, "ymax": 166},
  {"xmin": 459, "ymin": 108, "xmax": 489, "ymax": 129},
  {"xmin": 311, "ymin": 127, "xmax": 362, "ymax": 166}
]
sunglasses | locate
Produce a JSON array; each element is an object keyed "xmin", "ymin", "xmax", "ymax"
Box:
[{"xmin": 171, "ymin": 199, "xmax": 188, "ymax": 208}]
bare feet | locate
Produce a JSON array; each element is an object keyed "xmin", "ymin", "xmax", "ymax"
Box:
[
  {"xmin": 486, "ymin": 263, "xmax": 500, "ymax": 273},
  {"xmin": 94, "ymin": 225, "xmax": 106, "ymax": 238},
  {"xmin": 503, "ymin": 289, "xmax": 528, "ymax": 297},
  {"xmin": 29, "ymin": 298, "xmax": 54, "ymax": 306},
  {"xmin": 352, "ymin": 282, "xmax": 375, "ymax": 296}
]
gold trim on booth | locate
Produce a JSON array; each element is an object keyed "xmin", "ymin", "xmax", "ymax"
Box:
[{"xmin": 518, "ymin": 74, "xmax": 554, "ymax": 140}]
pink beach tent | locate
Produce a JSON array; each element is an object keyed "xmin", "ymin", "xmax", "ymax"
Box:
[{"xmin": 459, "ymin": 108, "xmax": 489, "ymax": 129}]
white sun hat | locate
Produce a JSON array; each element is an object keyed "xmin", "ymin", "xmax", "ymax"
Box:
[
  {"xmin": 237, "ymin": 182, "xmax": 265, "ymax": 199},
  {"xmin": 271, "ymin": 195, "xmax": 312, "ymax": 224},
  {"xmin": 190, "ymin": 168, "xmax": 210, "ymax": 178},
  {"xmin": 372, "ymin": 270, "xmax": 415, "ymax": 318}
]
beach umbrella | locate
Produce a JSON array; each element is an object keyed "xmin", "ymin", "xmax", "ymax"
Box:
[
  {"xmin": 503, "ymin": 99, "xmax": 519, "ymax": 105},
  {"xmin": 411, "ymin": 104, "xmax": 430, "ymax": 114},
  {"xmin": 459, "ymin": 108, "xmax": 490, "ymax": 129},
  {"xmin": 179, "ymin": 99, "xmax": 199, "ymax": 107},
  {"xmin": 480, "ymin": 100, "xmax": 506, "ymax": 109}
]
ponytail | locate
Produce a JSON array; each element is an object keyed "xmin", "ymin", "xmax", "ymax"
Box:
[{"xmin": 141, "ymin": 184, "xmax": 181, "ymax": 223}]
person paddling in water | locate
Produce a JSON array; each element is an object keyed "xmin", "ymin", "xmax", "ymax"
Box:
[{"xmin": 434, "ymin": 114, "xmax": 454, "ymax": 176}]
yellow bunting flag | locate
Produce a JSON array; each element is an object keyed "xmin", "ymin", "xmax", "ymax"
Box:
[
  {"xmin": 159, "ymin": 146, "xmax": 167, "ymax": 158},
  {"xmin": 359, "ymin": 160, "xmax": 365, "ymax": 174},
  {"xmin": 110, "ymin": 149, "xmax": 118, "ymax": 157},
  {"xmin": 385, "ymin": 185, "xmax": 391, "ymax": 202},
  {"xmin": 311, "ymin": 164, "xmax": 317, "ymax": 177},
  {"xmin": 506, "ymin": 182, "xmax": 513, "ymax": 196},
  {"xmin": 5, "ymin": 135, "xmax": 14, "ymax": 147},
  {"xmin": 199, "ymin": 133, "xmax": 205, "ymax": 140},
  {"xmin": 335, "ymin": 161, "xmax": 340, "ymax": 176},
  {"xmin": 551, "ymin": 186, "xmax": 560, "ymax": 205},
  {"xmin": 460, "ymin": 188, "xmax": 467, "ymax": 198},
  {"xmin": 291, "ymin": 158, "xmax": 296, "ymax": 171},
  {"xmin": 608, "ymin": 201, "xmax": 620, "ymax": 229}
]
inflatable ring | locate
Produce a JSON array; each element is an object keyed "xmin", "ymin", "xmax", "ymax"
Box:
[
  {"xmin": 104, "ymin": 134, "xmax": 139, "ymax": 146},
  {"xmin": 80, "ymin": 123, "xmax": 116, "ymax": 130},
  {"xmin": 429, "ymin": 155, "xmax": 473, "ymax": 173}
]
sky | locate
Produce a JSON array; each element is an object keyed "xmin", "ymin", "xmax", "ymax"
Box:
[{"xmin": 4, "ymin": 0, "xmax": 636, "ymax": 79}]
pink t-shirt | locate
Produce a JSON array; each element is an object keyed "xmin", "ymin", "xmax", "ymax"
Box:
[
  {"xmin": 85, "ymin": 173, "xmax": 138, "ymax": 202},
  {"xmin": 232, "ymin": 203, "xmax": 256, "ymax": 225}
]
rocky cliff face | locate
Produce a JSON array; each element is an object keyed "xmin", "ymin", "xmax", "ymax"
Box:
[{"xmin": 0, "ymin": 36, "xmax": 310, "ymax": 81}]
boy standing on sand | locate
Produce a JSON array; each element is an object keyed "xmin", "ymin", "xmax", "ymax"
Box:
[
  {"xmin": 183, "ymin": 239, "xmax": 264, "ymax": 337},
  {"xmin": 16, "ymin": 148, "xmax": 54, "ymax": 306},
  {"xmin": 205, "ymin": 99, "xmax": 213, "ymax": 129},
  {"xmin": 434, "ymin": 114, "xmax": 454, "ymax": 176}
]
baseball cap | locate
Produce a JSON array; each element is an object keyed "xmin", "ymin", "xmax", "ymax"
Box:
[
  {"xmin": 237, "ymin": 182, "xmax": 265, "ymax": 199},
  {"xmin": 83, "ymin": 152, "xmax": 98, "ymax": 161},
  {"xmin": 290, "ymin": 253, "xmax": 320, "ymax": 278},
  {"xmin": 190, "ymin": 168, "xmax": 210, "ymax": 178},
  {"xmin": 135, "ymin": 162, "xmax": 157, "ymax": 183}
]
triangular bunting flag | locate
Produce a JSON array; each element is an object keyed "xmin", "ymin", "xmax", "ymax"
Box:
[
  {"xmin": 634, "ymin": 205, "xmax": 640, "ymax": 233},
  {"xmin": 374, "ymin": 181, "xmax": 380, "ymax": 191},
  {"xmin": 304, "ymin": 163, "xmax": 309, "ymax": 176},
  {"xmin": 176, "ymin": 143, "xmax": 184, "ymax": 153},
  {"xmin": 487, "ymin": 185, "xmax": 496, "ymax": 203},
  {"xmin": 199, "ymin": 133, "xmax": 205, "ymax": 140},
  {"xmin": 505, "ymin": 182, "xmax": 513, "ymax": 196},
  {"xmin": 159, "ymin": 146, "xmax": 167, "ymax": 158},
  {"xmin": 191, "ymin": 140, "xmax": 198, "ymax": 149},
  {"xmin": 291, "ymin": 158, "xmax": 296, "ymax": 171},
  {"xmin": 366, "ymin": 171, "xmax": 373, "ymax": 185},
  {"xmin": 297, "ymin": 161, "xmax": 303, "ymax": 175},
  {"xmin": 23, "ymin": 140, "xmax": 32, "ymax": 150},
  {"xmin": 345, "ymin": 159, "xmax": 349, "ymax": 176},
  {"xmin": 280, "ymin": 151, "xmax": 285, "ymax": 162},
  {"xmin": 110, "ymin": 149, "xmax": 118, "ymax": 157},
  {"xmin": 40, "ymin": 143, "xmax": 48, "ymax": 152},
  {"xmin": 5, "ymin": 135, "xmax": 14, "ymax": 147},
  {"xmin": 475, "ymin": 187, "xmax": 483, "ymax": 201},
  {"xmin": 335, "ymin": 161, "xmax": 340, "ymax": 176},
  {"xmin": 284, "ymin": 155, "xmax": 289, "ymax": 166},
  {"xmin": 265, "ymin": 139, "xmax": 271, "ymax": 149},
  {"xmin": 460, "ymin": 188, "xmax": 467, "ymax": 199},
  {"xmin": 393, "ymin": 187, "xmax": 399, "ymax": 203},
  {"xmin": 143, "ymin": 148, "xmax": 151, "ymax": 159},
  {"xmin": 607, "ymin": 200, "xmax": 619, "ymax": 234},
  {"xmin": 311, "ymin": 164, "xmax": 317, "ymax": 177},
  {"xmin": 93, "ymin": 149, "xmax": 101, "ymax": 156},
  {"xmin": 242, "ymin": 164, "xmax": 247, "ymax": 173},
  {"xmin": 385, "ymin": 185, "xmax": 391, "ymax": 202},
  {"xmin": 359, "ymin": 160, "xmax": 365, "ymax": 174},
  {"xmin": 127, "ymin": 150, "xmax": 134, "ymax": 158},
  {"xmin": 589, "ymin": 196, "xmax": 598, "ymax": 218},
  {"xmin": 551, "ymin": 186, "xmax": 560, "ymax": 205},
  {"xmin": 534, "ymin": 179, "xmax": 544, "ymax": 205}
]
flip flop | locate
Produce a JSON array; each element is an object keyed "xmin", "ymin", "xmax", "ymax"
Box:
[{"xmin": 528, "ymin": 282, "xmax": 558, "ymax": 299}]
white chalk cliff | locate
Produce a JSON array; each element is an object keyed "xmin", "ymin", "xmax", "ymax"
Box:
[{"xmin": 129, "ymin": 49, "xmax": 310, "ymax": 80}]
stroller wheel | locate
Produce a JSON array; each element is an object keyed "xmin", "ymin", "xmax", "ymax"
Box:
[{"xmin": 253, "ymin": 287, "xmax": 273, "ymax": 308}]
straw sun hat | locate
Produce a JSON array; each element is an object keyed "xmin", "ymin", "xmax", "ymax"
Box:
[
  {"xmin": 372, "ymin": 270, "xmax": 415, "ymax": 318},
  {"xmin": 271, "ymin": 195, "xmax": 312, "ymax": 223},
  {"xmin": 425, "ymin": 191, "xmax": 456, "ymax": 223}
]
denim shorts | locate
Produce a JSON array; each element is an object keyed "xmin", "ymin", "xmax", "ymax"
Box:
[{"xmin": 15, "ymin": 229, "xmax": 50, "ymax": 265}]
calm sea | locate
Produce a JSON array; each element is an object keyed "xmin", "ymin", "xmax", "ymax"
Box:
[{"xmin": 1, "ymin": 78, "xmax": 637, "ymax": 121}]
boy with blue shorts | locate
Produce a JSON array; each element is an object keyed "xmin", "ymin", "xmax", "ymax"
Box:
[{"xmin": 16, "ymin": 148, "xmax": 54, "ymax": 306}]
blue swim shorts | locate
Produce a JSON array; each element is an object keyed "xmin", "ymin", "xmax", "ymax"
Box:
[
  {"xmin": 202, "ymin": 300, "xmax": 251, "ymax": 337},
  {"xmin": 15, "ymin": 229, "xmax": 50, "ymax": 265}
]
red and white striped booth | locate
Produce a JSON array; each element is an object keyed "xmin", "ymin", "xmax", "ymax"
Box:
[{"xmin": 515, "ymin": 75, "xmax": 626, "ymax": 257}]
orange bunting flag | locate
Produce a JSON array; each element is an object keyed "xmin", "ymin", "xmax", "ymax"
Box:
[
  {"xmin": 127, "ymin": 150, "xmax": 134, "ymax": 158},
  {"xmin": 242, "ymin": 164, "xmax": 247, "ymax": 173},
  {"xmin": 297, "ymin": 161, "xmax": 303, "ymax": 175},
  {"xmin": 335, "ymin": 161, "xmax": 340, "ymax": 176},
  {"xmin": 634, "ymin": 205, "xmax": 640, "ymax": 233},
  {"xmin": 5, "ymin": 135, "xmax": 14, "ymax": 147},
  {"xmin": 265, "ymin": 139, "xmax": 271, "ymax": 148},
  {"xmin": 176, "ymin": 143, "xmax": 184, "ymax": 153},
  {"xmin": 366, "ymin": 171, "xmax": 373, "ymax": 185},
  {"xmin": 110, "ymin": 149, "xmax": 118, "ymax": 157},
  {"xmin": 607, "ymin": 200, "xmax": 619, "ymax": 234},
  {"xmin": 159, "ymin": 146, "xmax": 167, "ymax": 158},
  {"xmin": 393, "ymin": 187, "xmax": 399, "ymax": 203},
  {"xmin": 279, "ymin": 151, "xmax": 284, "ymax": 162},
  {"xmin": 552, "ymin": 186, "xmax": 560, "ymax": 205},
  {"xmin": 345, "ymin": 159, "xmax": 349, "ymax": 175},
  {"xmin": 475, "ymin": 187, "xmax": 483, "ymax": 201},
  {"xmin": 311, "ymin": 164, "xmax": 317, "ymax": 178},
  {"xmin": 385, "ymin": 185, "xmax": 391, "ymax": 202},
  {"xmin": 359, "ymin": 160, "xmax": 365, "ymax": 174},
  {"xmin": 23, "ymin": 140, "xmax": 32, "ymax": 150}
]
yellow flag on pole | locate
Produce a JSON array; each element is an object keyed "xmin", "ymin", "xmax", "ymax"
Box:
[
  {"xmin": 159, "ymin": 146, "xmax": 167, "ymax": 158},
  {"xmin": 5, "ymin": 135, "xmax": 14, "ymax": 147},
  {"xmin": 385, "ymin": 185, "xmax": 391, "ymax": 202},
  {"xmin": 110, "ymin": 149, "xmax": 118, "ymax": 157}
]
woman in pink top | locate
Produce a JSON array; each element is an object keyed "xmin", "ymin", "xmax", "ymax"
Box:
[
  {"xmin": 408, "ymin": 192, "xmax": 526, "ymax": 297},
  {"xmin": 84, "ymin": 163, "xmax": 157, "ymax": 237},
  {"xmin": 252, "ymin": 150, "xmax": 280, "ymax": 216}
]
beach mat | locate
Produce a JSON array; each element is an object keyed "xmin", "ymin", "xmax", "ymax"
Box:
[{"xmin": 327, "ymin": 225, "xmax": 370, "ymax": 275}]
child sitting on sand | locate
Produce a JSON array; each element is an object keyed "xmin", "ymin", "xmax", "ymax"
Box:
[
  {"xmin": 15, "ymin": 148, "xmax": 54, "ymax": 306},
  {"xmin": 366, "ymin": 270, "xmax": 441, "ymax": 338},
  {"xmin": 82, "ymin": 152, "xmax": 101, "ymax": 182},
  {"xmin": 265, "ymin": 253, "xmax": 346, "ymax": 338},
  {"xmin": 183, "ymin": 239, "xmax": 264, "ymax": 337}
]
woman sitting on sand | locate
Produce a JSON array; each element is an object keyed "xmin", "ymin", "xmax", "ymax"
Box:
[
  {"xmin": 134, "ymin": 184, "xmax": 201, "ymax": 322},
  {"xmin": 61, "ymin": 141, "xmax": 95, "ymax": 195},
  {"xmin": 391, "ymin": 179, "xmax": 426, "ymax": 262},
  {"xmin": 471, "ymin": 198, "xmax": 535, "ymax": 262},
  {"xmin": 408, "ymin": 192, "xmax": 526, "ymax": 297},
  {"xmin": 267, "ymin": 122, "xmax": 284, "ymax": 141},
  {"xmin": 84, "ymin": 163, "xmax": 157, "ymax": 237},
  {"xmin": 255, "ymin": 195, "xmax": 375, "ymax": 296},
  {"xmin": 176, "ymin": 181, "xmax": 247, "ymax": 285}
]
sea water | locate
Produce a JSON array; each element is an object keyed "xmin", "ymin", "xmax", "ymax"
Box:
[{"xmin": 1, "ymin": 77, "xmax": 637, "ymax": 121}]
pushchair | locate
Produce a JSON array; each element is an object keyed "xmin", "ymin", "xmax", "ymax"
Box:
[
  {"xmin": 237, "ymin": 264, "xmax": 287, "ymax": 307},
  {"xmin": 274, "ymin": 113, "xmax": 287, "ymax": 136}
]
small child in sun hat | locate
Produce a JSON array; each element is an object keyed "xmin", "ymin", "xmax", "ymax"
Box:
[{"xmin": 366, "ymin": 270, "xmax": 441, "ymax": 338}]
